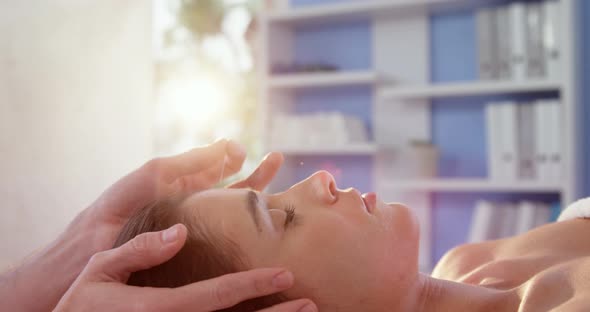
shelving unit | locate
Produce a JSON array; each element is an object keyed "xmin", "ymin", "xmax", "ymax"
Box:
[
  {"xmin": 259, "ymin": 0, "xmax": 579, "ymax": 272},
  {"xmin": 379, "ymin": 80, "xmax": 561, "ymax": 99},
  {"xmin": 269, "ymin": 71, "xmax": 381, "ymax": 90},
  {"xmin": 269, "ymin": 0, "xmax": 483, "ymax": 25},
  {"xmin": 271, "ymin": 143, "xmax": 378, "ymax": 155},
  {"xmin": 383, "ymin": 179, "xmax": 564, "ymax": 193}
]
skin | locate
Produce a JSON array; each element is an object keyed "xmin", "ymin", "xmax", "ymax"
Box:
[
  {"xmin": 183, "ymin": 170, "xmax": 590, "ymax": 311},
  {"xmin": 182, "ymin": 171, "xmax": 422, "ymax": 311},
  {"xmin": 0, "ymin": 140, "xmax": 317, "ymax": 312},
  {"xmin": 432, "ymin": 218, "xmax": 590, "ymax": 311}
]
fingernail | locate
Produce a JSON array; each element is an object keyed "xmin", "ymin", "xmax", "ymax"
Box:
[
  {"xmin": 272, "ymin": 270, "xmax": 294, "ymax": 289},
  {"xmin": 162, "ymin": 225, "xmax": 179, "ymax": 243},
  {"xmin": 227, "ymin": 139, "xmax": 246, "ymax": 158},
  {"xmin": 297, "ymin": 303, "xmax": 317, "ymax": 312}
]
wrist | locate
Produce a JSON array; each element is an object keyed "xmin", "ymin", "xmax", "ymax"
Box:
[{"xmin": 0, "ymin": 211, "xmax": 98, "ymax": 311}]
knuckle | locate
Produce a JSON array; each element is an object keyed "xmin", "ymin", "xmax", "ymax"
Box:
[
  {"xmin": 174, "ymin": 176, "xmax": 190, "ymax": 192},
  {"xmin": 87, "ymin": 251, "xmax": 108, "ymax": 268},
  {"xmin": 130, "ymin": 232, "xmax": 151, "ymax": 254},
  {"xmin": 253, "ymin": 277, "xmax": 268, "ymax": 295},
  {"xmin": 142, "ymin": 158, "xmax": 164, "ymax": 176},
  {"xmin": 213, "ymin": 280, "xmax": 238, "ymax": 307}
]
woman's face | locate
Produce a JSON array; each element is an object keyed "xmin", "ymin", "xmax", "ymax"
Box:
[{"xmin": 181, "ymin": 171, "xmax": 420, "ymax": 310}]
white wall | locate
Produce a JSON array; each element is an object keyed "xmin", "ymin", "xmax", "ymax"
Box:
[{"xmin": 0, "ymin": 1, "xmax": 154, "ymax": 268}]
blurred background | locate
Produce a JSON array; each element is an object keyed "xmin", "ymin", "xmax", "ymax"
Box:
[{"xmin": 1, "ymin": 0, "xmax": 589, "ymax": 272}]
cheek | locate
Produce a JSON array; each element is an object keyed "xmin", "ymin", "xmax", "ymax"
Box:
[{"xmin": 273, "ymin": 221, "xmax": 383, "ymax": 299}]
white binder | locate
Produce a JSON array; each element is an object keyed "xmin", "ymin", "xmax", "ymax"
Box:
[
  {"xmin": 535, "ymin": 100, "xmax": 553, "ymax": 181},
  {"xmin": 515, "ymin": 201, "xmax": 538, "ymax": 235},
  {"xmin": 495, "ymin": 6, "xmax": 512, "ymax": 80},
  {"xmin": 499, "ymin": 102, "xmax": 519, "ymax": 181},
  {"xmin": 468, "ymin": 200, "xmax": 496, "ymax": 243},
  {"xmin": 547, "ymin": 100, "xmax": 562, "ymax": 181},
  {"xmin": 517, "ymin": 103, "xmax": 536, "ymax": 180},
  {"xmin": 525, "ymin": 2, "xmax": 546, "ymax": 79},
  {"xmin": 543, "ymin": 0, "xmax": 561, "ymax": 80},
  {"xmin": 486, "ymin": 103, "xmax": 502, "ymax": 180},
  {"xmin": 477, "ymin": 8, "xmax": 499, "ymax": 80},
  {"xmin": 509, "ymin": 2, "xmax": 527, "ymax": 81}
]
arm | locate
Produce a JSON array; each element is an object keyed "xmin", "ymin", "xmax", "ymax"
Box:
[{"xmin": 0, "ymin": 140, "xmax": 288, "ymax": 311}]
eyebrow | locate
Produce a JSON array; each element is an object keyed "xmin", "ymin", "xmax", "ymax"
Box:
[{"xmin": 246, "ymin": 191, "xmax": 262, "ymax": 232}]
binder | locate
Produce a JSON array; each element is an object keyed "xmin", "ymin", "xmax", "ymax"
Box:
[
  {"xmin": 468, "ymin": 201, "xmax": 497, "ymax": 243},
  {"xmin": 525, "ymin": 2, "xmax": 546, "ymax": 79},
  {"xmin": 543, "ymin": 0, "xmax": 561, "ymax": 80},
  {"xmin": 508, "ymin": 2, "xmax": 527, "ymax": 81},
  {"xmin": 547, "ymin": 100, "xmax": 562, "ymax": 181},
  {"xmin": 517, "ymin": 102, "xmax": 536, "ymax": 180},
  {"xmin": 477, "ymin": 8, "xmax": 499, "ymax": 80},
  {"xmin": 515, "ymin": 201, "xmax": 538, "ymax": 235},
  {"xmin": 499, "ymin": 102, "xmax": 518, "ymax": 180},
  {"xmin": 534, "ymin": 100, "xmax": 551, "ymax": 181},
  {"xmin": 498, "ymin": 203, "xmax": 518, "ymax": 238},
  {"xmin": 495, "ymin": 6, "xmax": 512, "ymax": 79},
  {"xmin": 486, "ymin": 103, "xmax": 502, "ymax": 180}
]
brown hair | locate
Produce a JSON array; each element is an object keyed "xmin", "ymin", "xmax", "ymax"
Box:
[{"xmin": 113, "ymin": 195, "xmax": 287, "ymax": 311}]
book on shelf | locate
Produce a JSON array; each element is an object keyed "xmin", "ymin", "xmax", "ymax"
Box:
[
  {"xmin": 486, "ymin": 103, "xmax": 502, "ymax": 180},
  {"xmin": 547, "ymin": 99, "xmax": 563, "ymax": 181},
  {"xmin": 498, "ymin": 203, "xmax": 519, "ymax": 238},
  {"xmin": 508, "ymin": 2, "xmax": 527, "ymax": 81},
  {"xmin": 499, "ymin": 102, "xmax": 519, "ymax": 181},
  {"xmin": 525, "ymin": 2, "xmax": 546, "ymax": 79},
  {"xmin": 468, "ymin": 200, "xmax": 497, "ymax": 243},
  {"xmin": 477, "ymin": 8, "xmax": 499, "ymax": 80},
  {"xmin": 514, "ymin": 201, "xmax": 537, "ymax": 235},
  {"xmin": 487, "ymin": 99, "xmax": 561, "ymax": 182},
  {"xmin": 517, "ymin": 103, "xmax": 536, "ymax": 180},
  {"xmin": 469, "ymin": 201, "xmax": 556, "ymax": 242},
  {"xmin": 543, "ymin": 0, "xmax": 561, "ymax": 80},
  {"xmin": 475, "ymin": 0, "xmax": 561, "ymax": 82},
  {"xmin": 495, "ymin": 6, "xmax": 511, "ymax": 79},
  {"xmin": 534, "ymin": 99, "xmax": 562, "ymax": 181},
  {"xmin": 534, "ymin": 100, "xmax": 550, "ymax": 181}
]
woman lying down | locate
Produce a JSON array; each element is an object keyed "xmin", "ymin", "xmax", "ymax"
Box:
[{"xmin": 114, "ymin": 170, "xmax": 590, "ymax": 311}]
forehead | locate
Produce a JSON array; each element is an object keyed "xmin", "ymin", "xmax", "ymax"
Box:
[{"xmin": 180, "ymin": 188, "xmax": 253, "ymax": 235}]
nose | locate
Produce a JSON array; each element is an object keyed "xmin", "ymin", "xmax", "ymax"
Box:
[{"xmin": 304, "ymin": 170, "xmax": 338, "ymax": 205}]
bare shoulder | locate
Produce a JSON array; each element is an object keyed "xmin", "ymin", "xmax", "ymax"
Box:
[
  {"xmin": 519, "ymin": 257, "xmax": 590, "ymax": 312},
  {"xmin": 431, "ymin": 240, "xmax": 499, "ymax": 280}
]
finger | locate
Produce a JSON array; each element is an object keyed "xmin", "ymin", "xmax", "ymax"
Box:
[
  {"xmin": 223, "ymin": 139, "xmax": 247, "ymax": 175},
  {"xmin": 171, "ymin": 158, "xmax": 226, "ymax": 193},
  {"xmin": 229, "ymin": 152, "xmax": 284, "ymax": 191},
  {"xmin": 171, "ymin": 150, "xmax": 249, "ymax": 193},
  {"xmin": 256, "ymin": 299, "xmax": 318, "ymax": 312},
  {"xmin": 154, "ymin": 268, "xmax": 295, "ymax": 311},
  {"xmin": 158, "ymin": 139, "xmax": 230, "ymax": 181},
  {"xmin": 85, "ymin": 224, "xmax": 187, "ymax": 282}
]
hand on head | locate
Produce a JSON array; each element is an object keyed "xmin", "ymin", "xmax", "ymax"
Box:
[
  {"xmin": 0, "ymin": 139, "xmax": 316, "ymax": 312},
  {"xmin": 78, "ymin": 139, "xmax": 284, "ymax": 253},
  {"xmin": 55, "ymin": 223, "xmax": 316, "ymax": 312}
]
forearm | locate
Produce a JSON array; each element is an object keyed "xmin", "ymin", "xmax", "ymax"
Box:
[{"xmin": 0, "ymin": 214, "xmax": 98, "ymax": 311}]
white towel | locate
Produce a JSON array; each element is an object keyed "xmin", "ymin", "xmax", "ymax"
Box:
[{"xmin": 558, "ymin": 197, "xmax": 590, "ymax": 222}]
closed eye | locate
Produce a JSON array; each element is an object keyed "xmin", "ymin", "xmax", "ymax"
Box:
[{"xmin": 284, "ymin": 204, "xmax": 297, "ymax": 229}]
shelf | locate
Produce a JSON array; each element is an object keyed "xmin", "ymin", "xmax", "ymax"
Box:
[
  {"xmin": 267, "ymin": 0, "xmax": 481, "ymax": 26},
  {"xmin": 379, "ymin": 80, "xmax": 562, "ymax": 99},
  {"xmin": 382, "ymin": 179, "xmax": 563, "ymax": 193},
  {"xmin": 268, "ymin": 71, "xmax": 380, "ymax": 90},
  {"xmin": 271, "ymin": 144, "xmax": 377, "ymax": 155}
]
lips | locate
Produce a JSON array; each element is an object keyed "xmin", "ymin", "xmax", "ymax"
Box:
[{"xmin": 362, "ymin": 192, "xmax": 377, "ymax": 213}]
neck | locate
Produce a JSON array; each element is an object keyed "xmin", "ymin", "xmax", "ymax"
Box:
[{"xmin": 410, "ymin": 274, "xmax": 520, "ymax": 312}]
